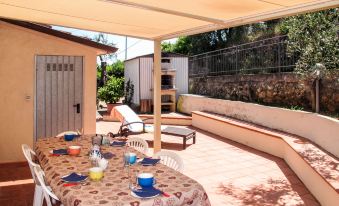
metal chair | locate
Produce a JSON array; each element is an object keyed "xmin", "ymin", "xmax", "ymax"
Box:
[
  {"xmin": 33, "ymin": 166, "xmax": 63, "ymax": 206},
  {"xmin": 127, "ymin": 137, "xmax": 149, "ymax": 154},
  {"xmin": 21, "ymin": 144, "xmax": 44, "ymax": 206},
  {"xmin": 153, "ymin": 151, "xmax": 184, "ymax": 172}
]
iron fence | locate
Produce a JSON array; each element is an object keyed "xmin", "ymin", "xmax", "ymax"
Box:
[{"xmin": 189, "ymin": 35, "xmax": 298, "ymax": 77}]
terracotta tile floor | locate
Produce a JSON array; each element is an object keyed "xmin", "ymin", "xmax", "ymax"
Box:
[
  {"xmin": 98, "ymin": 121, "xmax": 320, "ymax": 206},
  {"xmin": 0, "ymin": 122, "xmax": 320, "ymax": 206}
]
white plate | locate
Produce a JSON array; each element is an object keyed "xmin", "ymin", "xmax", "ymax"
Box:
[{"xmin": 131, "ymin": 191, "xmax": 160, "ymax": 199}]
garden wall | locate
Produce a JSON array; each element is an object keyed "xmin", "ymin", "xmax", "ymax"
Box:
[
  {"xmin": 177, "ymin": 94, "xmax": 339, "ymax": 158},
  {"xmin": 189, "ymin": 72, "xmax": 339, "ymax": 113}
]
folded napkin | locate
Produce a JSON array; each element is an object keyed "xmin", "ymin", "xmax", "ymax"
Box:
[
  {"xmin": 111, "ymin": 141, "xmax": 126, "ymax": 147},
  {"xmin": 61, "ymin": 172, "xmax": 88, "ymax": 182},
  {"xmin": 132, "ymin": 187, "xmax": 161, "ymax": 198},
  {"xmin": 102, "ymin": 152, "xmax": 115, "ymax": 159},
  {"xmin": 140, "ymin": 158, "xmax": 160, "ymax": 166},
  {"xmin": 52, "ymin": 149, "xmax": 68, "ymax": 155}
]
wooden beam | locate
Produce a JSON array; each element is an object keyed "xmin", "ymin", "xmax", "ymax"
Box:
[
  {"xmin": 153, "ymin": 39, "xmax": 162, "ymax": 153},
  {"xmin": 156, "ymin": 0, "xmax": 339, "ymax": 40}
]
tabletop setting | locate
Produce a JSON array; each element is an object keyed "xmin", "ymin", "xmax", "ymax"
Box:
[{"xmin": 35, "ymin": 133, "xmax": 210, "ymax": 206}]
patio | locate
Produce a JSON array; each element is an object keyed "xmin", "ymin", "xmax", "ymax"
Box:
[
  {"xmin": 0, "ymin": 121, "xmax": 320, "ymax": 205},
  {"xmin": 97, "ymin": 121, "xmax": 320, "ymax": 205}
]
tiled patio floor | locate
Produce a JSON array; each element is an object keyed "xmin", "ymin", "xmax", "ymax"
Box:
[
  {"xmin": 98, "ymin": 121, "xmax": 320, "ymax": 206},
  {"xmin": 0, "ymin": 121, "xmax": 320, "ymax": 206}
]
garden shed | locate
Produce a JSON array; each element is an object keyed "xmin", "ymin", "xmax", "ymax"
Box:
[
  {"xmin": 124, "ymin": 52, "xmax": 188, "ymax": 112},
  {"xmin": 0, "ymin": 19, "xmax": 117, "ymax": 162}
]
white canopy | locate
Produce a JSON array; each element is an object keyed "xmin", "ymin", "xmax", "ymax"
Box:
[
  {"xmin": 0, "ymin": 0, "xmax": 337, "ymax": 40},
  {"xmin": 1, "ymin": 0, "xmax": 337, "ymax": 153}
]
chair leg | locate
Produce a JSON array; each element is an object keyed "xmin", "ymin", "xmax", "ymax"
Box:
[{"xmin": 33, "ymin": 185, "xmax": 44, "ymax": 206}]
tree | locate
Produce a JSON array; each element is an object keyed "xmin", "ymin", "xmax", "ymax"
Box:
[
  {"xmin": 280, "ymin": 8, "xmax": 339, "ymax": 72},
  {"xmin": 161, "ymin": 20, "xmax": 281, "ymax": 55},
  {"xmin": 106, "ymin": 60, "xmax": 124, "ymax": 79},
  {"xmin": 92, "ymin": 33, "xmax": 117, "ymax": 87}
]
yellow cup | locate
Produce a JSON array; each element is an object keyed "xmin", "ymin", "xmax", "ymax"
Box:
[{"xmin": 89, "ymin": 167, "xmax": 104, "ymax": 181}]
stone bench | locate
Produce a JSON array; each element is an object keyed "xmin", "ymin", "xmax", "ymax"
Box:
[{"xmin": 192, "ymin": 111, "xmax": 339, "ymax": 206}]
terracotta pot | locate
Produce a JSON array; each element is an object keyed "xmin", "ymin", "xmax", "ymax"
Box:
[{"xmin": 106, "ymin": 103, "xmax": 121, "ymax": 115}]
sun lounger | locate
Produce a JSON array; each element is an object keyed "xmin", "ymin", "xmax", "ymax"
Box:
[{"xmin": 112, "ymin": 105, "xmax": 153, "ymax": 136}]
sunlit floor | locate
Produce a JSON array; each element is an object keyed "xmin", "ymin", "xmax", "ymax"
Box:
[
  {"xmin": 0, "ymin": 121, "xmax": 319, "ymax": 206},
  {"xmin": 98, "ymin": 121, "xmax": 320, "ymax": 206}
]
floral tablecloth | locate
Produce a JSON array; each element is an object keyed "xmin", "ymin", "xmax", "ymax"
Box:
[{"xmin": 35, "ymin": 135, "xmax": 210, "ymax": 206}]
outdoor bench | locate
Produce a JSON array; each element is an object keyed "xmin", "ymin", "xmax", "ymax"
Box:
[{"xmin": 192, "ymin": 111, "xmax": 339, "ymax": 206}]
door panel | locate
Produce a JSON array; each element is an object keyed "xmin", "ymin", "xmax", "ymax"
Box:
[{"xmin": 36, "ymin": 55, "xmax": 83, "ymax": 139}]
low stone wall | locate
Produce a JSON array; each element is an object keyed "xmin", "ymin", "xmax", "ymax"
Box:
[
  {"xmin": 189, "ymin": 72, "xmax": 339, "ymax": 113},
  {"xmin": 177, "ymin": 94, "xmax": 339, "ymax": 158}
]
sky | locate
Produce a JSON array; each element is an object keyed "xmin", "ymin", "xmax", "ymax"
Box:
[{"xmin": 52, "ymin": 26, "xmax": 177, "ymax": 63}]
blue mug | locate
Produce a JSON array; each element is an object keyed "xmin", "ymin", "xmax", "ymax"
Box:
[
  {"xmin": 124, "ymin": 152, "xmax": 137, "ymax": 165},
  {"xmin": 64, "ymin": 133, "xmax": 75, "ymax": 141},
  {"xmin": 137, "ymin": 173, "xmax": 156, "ymax": 188}
]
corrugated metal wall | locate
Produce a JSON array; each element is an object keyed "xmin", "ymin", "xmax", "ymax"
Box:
[
  {"xmin": 140, "ymin": 58, "xmax": 153, "ymax": 100},
  {"xmin": 172, "ymin": 57, "xmax": 188, "ymax": 99},
  {"xmin": 124, "ymin": 59, "xmax": 140, "ymax": 104},
  {"xmin": 125, "ymin": 56, "xmax": 188, "ymax": 105}
]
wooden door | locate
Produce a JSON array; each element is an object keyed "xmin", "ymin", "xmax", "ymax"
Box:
[{"xmin": 35, "ymin": 55, "xmax": 83, "ymax": 138}]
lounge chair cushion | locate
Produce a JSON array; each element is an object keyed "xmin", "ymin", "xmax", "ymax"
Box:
[{"xmin": 113, "ymin": 105, "xmax": 144, "ymax": 132}]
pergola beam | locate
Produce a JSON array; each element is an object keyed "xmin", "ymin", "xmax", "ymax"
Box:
[
  {"xmin": 156, "ymin": 0, "xmax": 339, "ymax": 40},
  {"xmin": 153, "ymin": 39, "xmax": 162, "ymax": 153}
]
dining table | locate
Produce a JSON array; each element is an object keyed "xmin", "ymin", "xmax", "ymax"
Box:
[{"xmin": 35, "ymin": 135, "xmax": 211, "ymax": 206}]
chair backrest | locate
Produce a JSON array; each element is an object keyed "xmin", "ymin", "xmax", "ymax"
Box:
[
  {"xmin": 114, "ymin": 105, "xmax": 143, "ymax": 132},
  {"xmin": 21, "ymin": 144, "xmax": 39, "ymax": 183},
  {"xmin": 153, "ymin": 151, "xmax": 184, "ymax": 172},
  {"xmin": 33, "ymin": 166, "xmax": 59, "ymax": 206},
  {"xmin": 127, "ymin": 137, "xmax": 149, "ymax": 154},
  {"xmin": 56, "ymin": 131, "xmax": 79, "ymax": 137}
]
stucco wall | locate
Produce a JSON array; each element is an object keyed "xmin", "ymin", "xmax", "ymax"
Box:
[
  {"xmin": 0, "ymin": 22, "xmax": 97, "ymax": 163},
  {"xmin": 178, "ymin": 94, "xmax": 339, "ymax": 158}
]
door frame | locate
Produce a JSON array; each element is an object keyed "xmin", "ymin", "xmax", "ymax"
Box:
[{"xmin": 33, "ymin": 55, "xmax": 85, "ymax": 143}]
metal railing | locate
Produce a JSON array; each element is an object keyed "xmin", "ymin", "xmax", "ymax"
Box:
[{"xmin": 189, "ymin": 35, "xmax": 298, "ymax": 77}]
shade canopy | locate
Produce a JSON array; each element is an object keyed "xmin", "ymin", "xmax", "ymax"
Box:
[{"xmin": 0, "ymin": 0, "xmax": 337, "ymax": 40}]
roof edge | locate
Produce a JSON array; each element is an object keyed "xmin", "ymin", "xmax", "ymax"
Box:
[
  {"xmin": 124, "ymin": 52, "xmax": 188, "ymax": 62},
  {"xmin": 1, "ymin": 18, "xmax": 118, "ymax": 54}
]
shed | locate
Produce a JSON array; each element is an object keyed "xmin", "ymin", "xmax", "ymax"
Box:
[
  {"xmin": 0, "ymin": 19, "xmax": 117, "ymax": 163},
  {"xmin": 124, "ymin": 52, "xmax": 188, "ymax": 112}
]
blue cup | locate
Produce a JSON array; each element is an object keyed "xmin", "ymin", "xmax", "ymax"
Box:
[
  {"xmin": 124, "ymin": 152, "xmax": 137, "ymax": 165},
  {"xmin": 64, "ymin": 133, "xmax": 75, "ymax": 141},
  {"xmin": 137, "ymin": 173, "xmax": 155, "ymax": 188}
]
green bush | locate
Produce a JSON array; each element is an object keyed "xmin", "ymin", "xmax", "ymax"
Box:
[{"xmin": 97, "ymin": 77, "xmax": 124, "ymax": 104}]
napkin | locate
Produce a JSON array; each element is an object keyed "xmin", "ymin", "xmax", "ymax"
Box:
[
  {"xmin": 111, "ymin": 141, "xmax": 126, "ymax": 147},
  {"xmin": 61, "ymin": 172, "xmax": 88, "ymax": 182},
  {"xmin": 140, "ymin": 158, "xmax": 160, "ymax": 166},
  {"xmin": 132, "ymin": 187, "xmax": 161, "ymax": 198},
  {"xmin": 52, "ymin": 149, "xmax": 68, "ymax": 155}
]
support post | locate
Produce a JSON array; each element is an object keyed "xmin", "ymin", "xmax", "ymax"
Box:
[{"xmin": 153, "ymin": 39, "xmax": 162, "ymax": 153}]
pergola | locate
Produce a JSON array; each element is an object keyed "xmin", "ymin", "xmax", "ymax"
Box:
[{"xmin": 1, "ymin": 0, "xmax": 338, "ymax": 153}]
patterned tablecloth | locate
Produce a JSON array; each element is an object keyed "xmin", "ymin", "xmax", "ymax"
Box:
[{"xmin": 35, "ymin": 135, "xmax": 211, "ymax": 206}]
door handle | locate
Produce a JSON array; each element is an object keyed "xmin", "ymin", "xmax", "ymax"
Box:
[{"xmin": 73, "ymin": 103, "xmax": 80, "ymax": 113}]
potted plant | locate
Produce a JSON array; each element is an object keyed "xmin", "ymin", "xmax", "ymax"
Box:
[{"xmin": 98, "ymin": 77, "xmax": 124, "ymax": 114}]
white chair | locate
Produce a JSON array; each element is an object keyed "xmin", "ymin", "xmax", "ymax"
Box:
[
  {"xmin": 56, "ymin": 130, "xmax": 79, "ymax": 137},
  {"xmin": 127, "ymin": 137, "xmax": 149, "ymax": 154},
  {"xmin": 33, "ymin": 166, "xmax": 62, "ymax": 206},
  {"xmin": 22, "ymin": 144, "xmax": 44, "ymax": 206},
  {"xmin": 153, "ymin": 151, "xmax": 184, "ymax": 172}
]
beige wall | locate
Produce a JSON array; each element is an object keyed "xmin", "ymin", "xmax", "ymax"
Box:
[
  {"xmin": 0, "ymin": 22, "xmax": 98, "ymax": 163},
  {"xmin": 179, "ymin": 94, "xmax": 339, "ymax": 158},
  {"xmin": 192, "ymin": 112, "xmax": 339, "ymax": 206}
]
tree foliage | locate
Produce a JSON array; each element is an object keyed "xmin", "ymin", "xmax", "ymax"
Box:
[
  {"xmin": 161, "ymin": 20, "xmax": 281, "ymax": 55},
  {"xmin": 280, "ymin": 8, "xmax": 339, "ymax": 72},
  {"xmin": 97, "ymin": 77, "xmax": 124, "ymax": 104}
]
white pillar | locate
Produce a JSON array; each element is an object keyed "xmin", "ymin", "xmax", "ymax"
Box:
[{"xmin": 153, "ymin": 39, "xmax": 162, "ymax": 153}]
